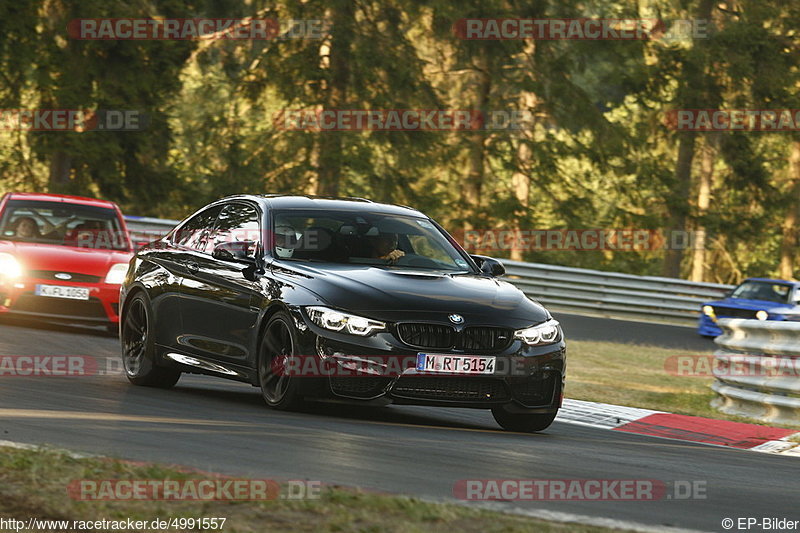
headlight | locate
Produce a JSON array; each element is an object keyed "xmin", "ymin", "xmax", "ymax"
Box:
[
  {"xmin": 0, "ymin": 253, "xmax": 22, "ymax": 278},
  {"xmin": 514, "ymin": 319, "xmax": 561, "ymax": 346},
  {"xmin": 104, "ymin": 263, "xmax": 129, "ymax": 284},
  {"xmin": 307, "ymin": 306, "xmax": 385, "ymax": 336},
  {"xmin": 702, "ymin": 305, "xmax": 714, "ymax": 316},
  {"xmin": 755, "ymin": 310, "xmax": 768, "ymax": 321}
]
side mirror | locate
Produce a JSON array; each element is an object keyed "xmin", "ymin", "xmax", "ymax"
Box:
[
  {"xmin": 471, "ymin": 254, "xmax": 506, "ymax": 277},
  {"xmin": 212, "ymin": 241, "xmax": 257, "ymax": 264}
]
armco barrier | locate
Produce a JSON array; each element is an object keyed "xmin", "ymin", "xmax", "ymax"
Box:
[
  {"xmin": 123, "ymin": 215, "xmax": 179, "ymax": 244},
  {"xmin": 122, "ymin": 216, "xmax": 733, "ymax": 325},
  {"xmin": 501, "ymin": 260, "xmax": 732, "ymax": 326},
  {"xmin": 712, "ymin": 318, "xmax": 800, "ymax": 426}
]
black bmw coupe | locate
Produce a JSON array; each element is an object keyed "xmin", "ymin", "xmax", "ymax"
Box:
[{"xmin": 120, "ymin": 195, "xmax": 565, "ymax": 432}]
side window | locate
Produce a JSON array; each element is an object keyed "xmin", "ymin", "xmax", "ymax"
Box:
[
  {"xmin": 173, "ymin": 205, "xmax": 222, "ymax": 252},
  {"xmin": 208, "ymin": 203, "xmax": 260, "ymax": 258}
]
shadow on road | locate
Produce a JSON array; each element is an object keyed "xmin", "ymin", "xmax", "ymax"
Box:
[
  {"xmin": 0, "ymin": 316, "xmax": 116, "ymax": 338},
  {"xmin": 168, "ymin": 381, "xmax": 508, "ymax": 433}
]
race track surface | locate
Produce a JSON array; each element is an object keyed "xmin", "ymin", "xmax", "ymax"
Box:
[{"xmin": 0, "ymin": 316, "xmax": 794, "ymax": 532}]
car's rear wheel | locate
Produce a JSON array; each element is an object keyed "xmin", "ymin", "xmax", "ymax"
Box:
[
  {"xmin": 491, "ymin": 407, "xmax": 558, "ymax": 432},
  {"xmin": 258, "ymin": 312, "xmax": 304, "ymax": 410},
  {"xmin": 121, "ymin": 293, "xmax": 180, "ymax": 388}
]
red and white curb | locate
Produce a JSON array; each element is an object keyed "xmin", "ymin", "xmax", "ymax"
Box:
[{"xmin": 557, "ymin": 399, "xmax": 800, "ymax": 456}]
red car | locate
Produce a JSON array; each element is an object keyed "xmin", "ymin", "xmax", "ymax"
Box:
[{"xmin": 0, "ymin": 192, "xmax": 133, "ymax": 332}]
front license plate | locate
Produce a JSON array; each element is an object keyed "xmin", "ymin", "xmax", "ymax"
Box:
[
  {"xmin": 35, "ymin": 285, "xmax": 90, "ymax": 300},
  {"xmin": 416, "ymin": 353, "xmax": 496, "ymax": 375}
]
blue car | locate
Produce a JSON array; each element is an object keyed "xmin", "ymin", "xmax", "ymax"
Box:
[{"xmin": 698, "ymin": 278, "xmax": 800, "ymax": 337}]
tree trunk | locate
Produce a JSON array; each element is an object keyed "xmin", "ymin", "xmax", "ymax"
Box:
[
  {"xmin": 509, "ymin": 90, "xmax": 536, "ymax": 262},
  {"xmin": 462, "ymin": 48, "xmax": 491, "ymax": 229},
  {"xmin": 662, "ymin": 0, "xmax": 715, "ymax": 278},
  {"xmin": 315, "ymin": 0, "xmax": 353, "ymax": 197},
  {"xmin": 48, "ymin": 151, "xmax": 71, "ymax": 192},
  {"xmin": 663, "ymin": 132, "xmax": 696, "ymax": 277},
  {"xmin": 779, "ymin": 140, "xmax": 800, "ymax": 279},
  {"xmin": 689, "ymin": 136, "xmax": 715, "ymax": 281}
]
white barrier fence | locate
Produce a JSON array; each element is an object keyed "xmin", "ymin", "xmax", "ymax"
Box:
[
  {"xmin": 712, "ymin": 319, "xmax": 800, "ymax": 426},
  {"xmin": 123, "ymin": 216, "xmax": 734, "ymax": 326}
]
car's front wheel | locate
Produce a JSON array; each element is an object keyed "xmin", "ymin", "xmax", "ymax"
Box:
[
  {"xmin": 491, "ymin": 407, "xmax": 558, "ymax": 432},
  {"xmin": 121, "ymin": 293, "xmax": 181, "ymax": 388},
  {"xmin": 258, "ymin": 312, "xmax": 305, "ymax": 410}
]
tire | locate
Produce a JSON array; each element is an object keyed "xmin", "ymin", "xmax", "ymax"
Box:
[
  {"xmin": 491, "ymin": 407, "xmax": 558, "ymax": 432},
  {"xmin": 257, "ymin": 311, "xmax": 305, "ymax": 410},
  {"xmin": 121, "ymin": 293, "xmax": 181, "ymax": 388}
]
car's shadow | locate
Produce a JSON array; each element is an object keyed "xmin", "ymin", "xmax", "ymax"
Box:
[
  {"xmin": 169, "ymin": 382, "xmax": 503, "ymax": 433},
  {"xmin": 0, "ymin": 316, "xmax": 116, "ymax": 338}
]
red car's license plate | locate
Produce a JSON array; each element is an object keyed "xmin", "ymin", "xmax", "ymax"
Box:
[{"xmin": 35, "ymin": 284, "xmax": 90, "ymax": 300}]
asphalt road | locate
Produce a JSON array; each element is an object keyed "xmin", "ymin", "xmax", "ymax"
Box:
[
  {"xmin": 553, "ymin": 312, "xmax": 717, "ymax": 352},
  {"xmin": 0, "ymin": 316, "xmax": 794, "ymax": 533}
]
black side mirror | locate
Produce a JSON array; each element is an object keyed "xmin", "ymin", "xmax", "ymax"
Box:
[
  {"xmin": 212, "ymin": 241, "xmax": 257, "ymax": 264},
  {"xmin": 471, "ymin": 254, "xmax": 506, "ymax": 277}
]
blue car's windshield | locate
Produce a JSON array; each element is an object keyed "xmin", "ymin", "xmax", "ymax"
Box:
[
  {"xmin": 730, "ymin": 280, "xmax": 792, "ymax": 304},
  {"xmin": 271, "ymin": 210, "xmax": 472, "ymax": 272}
]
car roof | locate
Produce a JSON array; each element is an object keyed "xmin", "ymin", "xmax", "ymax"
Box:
[
  {"xmin": 743, "ymin": 277, "xmax": 800, "ymax": 286},
  {"xmin": 5, "ymin": 192, "xmax": 120, "ymax": 209},
  {"xmin": 218, "ymin": 194, "xmax": 425, "ymax": 217}
]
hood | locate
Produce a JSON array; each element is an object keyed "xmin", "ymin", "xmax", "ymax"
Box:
[
  {"xmin": 276, "ymin": 263, "xmax": 549, "ymax": 327},
  {"xmin": 704, "ymin": 297, "xmax": 795, "ymax": 311},
  {"xmin": 0, "ymin": 240, "xmax": 132, "ymax": 277}
]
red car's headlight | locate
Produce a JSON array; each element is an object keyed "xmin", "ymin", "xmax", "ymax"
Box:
[
  {"xmin": 0, "ymin": 252, "xmax": 22, "ymax": 279},
  {"xmin": 104, "ymin": 263, "xmax": 128, "ymax": 284}
]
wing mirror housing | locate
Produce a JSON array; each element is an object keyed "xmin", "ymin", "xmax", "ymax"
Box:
[{"xmin": 471, "ymin": 254, "xmax": 506, "ymax": 277}]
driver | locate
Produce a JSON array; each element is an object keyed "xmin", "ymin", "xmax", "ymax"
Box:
[
  {"xmin": 11, "ymin": 216, "xmax": 41, "ymax": 240},
  {"xmin": 274, "ymin": 223, "xmax": 300, "ymax": 258},
  {"xmin": 368, "ymin": 232, "xmax": 405, "ymax": 263}
]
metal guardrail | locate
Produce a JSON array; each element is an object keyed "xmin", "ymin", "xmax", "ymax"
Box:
[
  {"xmin": 501, "ymin": 260, "xmax": 733, "ymax": 326},
  {"xmin": 123, "ymin": 215, "xmax": 179, "ymax": 243},
  {"xmin": 712, "ymin": 319, "xmax": 800, "ymax": 426},
  {"xmin": 122, "ymin": 217, "xmax": 733, "ymax": 325}
]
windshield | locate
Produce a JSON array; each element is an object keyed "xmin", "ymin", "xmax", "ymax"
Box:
[
  {"xmin": 0, "ymin": 199, "xmax": 129, "ymax": 250},
  {"xmin": 271, "ymin": 210, "xmax": 472, "ymax": 272},
  {"xmin": 730, "ymin": 280, "xmax": 792, "ymax": 304}
]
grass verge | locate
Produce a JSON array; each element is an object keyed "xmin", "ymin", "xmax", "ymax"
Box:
[
  {"xmin": 566, "ymin": 339, "xmax": 791, "ymax": 427},
  {"xmin": 0, "ymin": 446, "xmax": 622, "ymax": 533}
]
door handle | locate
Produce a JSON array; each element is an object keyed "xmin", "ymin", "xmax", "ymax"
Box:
[{"xmin": 185, "ymin": 261, "xmax": 199, "ymax": 273}]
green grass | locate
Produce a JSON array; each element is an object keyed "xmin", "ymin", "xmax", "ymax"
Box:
[
  {"xmin": 0, "ymin": 446, "xmax": 624, "ymax": 533},
  {"xmin": 566, "ymin": 339, "xmax": 791, "ymax": 426}
]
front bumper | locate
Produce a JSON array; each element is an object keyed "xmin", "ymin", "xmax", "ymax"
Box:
[
  {"xmin": 0, "ymin": 277, "xmax": 120, "ymax": 325},
  {"xmin": 291, "ymin": 310, "xmax": 565, "ymax": 412},
  {"xmin": 697, "ymin": 314, "xmax": 722, "ymax": 337}
]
